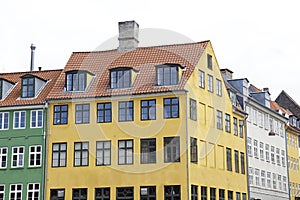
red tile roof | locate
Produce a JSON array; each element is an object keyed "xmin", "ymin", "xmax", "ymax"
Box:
[
  {"xmin": 47, "ymin": 41, "xmax": 209, "ymax": 100},
  {"xmin": 270, "ymin": 101, "xmax": 292, "ymax": 115},
  {"xmin": 0, "ymin": 70, "xmax": 62, "ymax": 107}
]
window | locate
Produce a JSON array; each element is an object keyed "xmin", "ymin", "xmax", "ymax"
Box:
[
  {"xmin": 190, "ymin": 137, "xmax": 198, "ymax": 163},
  {"xmin": 27, "ymin": 183, "xmax": 39, "ymax": 200},
  {"xmin": 164, "ymin": 98, "xmax": 179, "ymax": 118},
  {"xmin": 164, "ymin": 185, "xmax": 180, "ymax": 200},
  {"xmin": 242, "ymin": 193, "xmax": 246, "ymax": 200},
  {"xmin": 29, "ymin": 145, "xmax": 42, "ymax": 167},
  {"xmin": 157, "ymin": 65, "xmax": 179, "ymax": 86},
  {"xmin": 117, "ymin": 187, "xmax": 134, "ymax": 200},
  {"xmin": 140, "ymin": 139, "xmax": 156, "ymax": 164},
  {"xmin": 216, "ymin": 110, "xmax": 223, "ymax": 130},
  {"xmin": 258, "ymin": 111, "xmax": 263, "ymax": 127},
  {"xmin": 226, "ymin": 148, "xmax": 232, "ymax": 171},
  {"xmin": 0, "ymin": 147, "xmax": 8, "ymax": 169},
  {"xmin": 13, "ymin": 111, "xmax": 26, "ymax": 129},
  {"xmin": 276, "ymin": 148, "xmax": 280, "ymax": 166},
  {"xmin": 22, "ymin": 77, "xmax": 34, "ymax": 97},
  {"xmin": 225, "ymin": 114, "xmax": 231, "ymax": 133},
  {"xmin": 119, "ymin": 101, "xmax": 134, "ymax": 122},
  {"xmin": 118, "ymin": 140, "xmax": 133, "ymax": 165},
  {"xmin": 141, "ymin": 100, "xmax": 156, "ymax": 120},
  {"xmin": 140, "ymin": 186, "xmax": 156, "ymax": 200},
  {"xmin": 219, "ymin": 189, "xmax": 225, "ymax": 200},
  {"xmin": 0, "ymin": 185, "xmax": 4, "ymax": 200},
  {"xmin": 198, "ymin": 70, "xmax": 205, "ymax": 88},
  {"xmin": 252, "ymin": 109, "xmax": 257, "ymax": 125},
  {"xmin": 11, "ymin": 146, "xmax": 24, "ymax": 168},
  {"xmin": 240, "ymin": 152, "xmax": 245, "ymax": 174},
  {"xmin": 247, "ymin": 137, "xmax": 252, "ymax": 156},
  {"xmin": 259, "ymin": 142, "xmax": 264, "ymax": 161},
  {"xmin": 50, "ymin": 189, "xmax": 65, "ymax": 200},
  {"xmin": 233, "ymin": 117, "xmax": 238, "ymax": 136},
  {"xmin": 190, "ymin": 99, "xmax": 197, "ymax": 121},
  {"xmin": 253, "ymin": 140, "xmax": 258, "ymax": 158},
  {"xmin": 191, "ymin": 185, "xmax": 198, "ymax": 200},
  {"xmin": 278, "ymin": 175, "xmax": 282, "ymax": 191},
  {"xmin": 10, "ymin": 184, "xmax": 22, "ymax": 200},
  {"xmin": 239, "ymin": 120, "xmax": 244, "ymax": 138},
  {"xmin": 272, "ymin": 173, "xmax": 277, "ymax": 189},
  {"xmin": 96, "ymin": 141, "xmax": 111, "ymax": 166},
  {"xmin": 271, "ymin": 146, "xmax": 275, "ymax": 164},
  {"xmin": 210, "ymin": 188, "xmax": 216, "ymax": 200},
  {"xmin": 66, "ymin": 71, "xmax": 87, "ymax": 91},
  {"xmin": 30, "ymin": 110, "xmax": 43, "ymax": 128},
  {"xmin": 74, "ymin": 142, "xmax": 89, "ymax": 166},
  {"xmin": 261, "ymin": 170, "xmax": 266, "ymax": 187},
  {"xmin": 255, "ymin": 169, "xmax": 260, "ymax": 186},
  {"xmin": 207, "ymin": 54, "xmax": 213, "ymax": 69},
  {"xmin": 72, "ymin": 188, "xmax": 87, "ymax": 200},
  {"xmin": 207, "ymin": 75, "xmax": 213, "ymax": 92},
  {"xmin": 95, "ymin": 188, "xmax": 110, "ymax": 200},
  {"xmin": 216, "ymin": 79, "xmax": 222, "ymax": 96},
  {"xmin": 267, "ymin": 172, "xmax": 271, "ymax": 188},
  {"xmin": 52, "ymin": 143, "xmax": 67, "ymax": 167},
  {"xmin": 0, "ymin": 112, "xmax": 9, "ymax": 130},
  {"xmin": 227, "ymin": 191, "xmax": 233, "ymax": 200},
  {"xmin": 281, "ymin": 150, "xmax": 286, "ymax": 167},
  {"xmin": 234, "ymin": 150, "xmax": 239, "ymax": 173},
  {"xmin": 53, "ymin": 105, "xmax": 68, "ymax": 125},
  {"xmin": 236, "ymin": 192, "xmax": 241, "ymax": 200},
  {"xmin": 201, "ymin": 186, "xmax": 207, "ymax": 200},
  {"xmin": 248, "ymin": 167, "xmax": 253, "ymax": 185},
  {"xmin": 265, "ymin": 144, "xmax": 270, "ymax": 162},
  {"xmin": 97, "ymin": 103, "xmax": 112, "ymax": 123},
  {"xmin": 75, "ymin": 104, "xmax": 90, "ymax": 124},
  {"xmin": 283, "ymin": 176, "xmax": 287, "ymax": 191},
  {"xmin": 164, "ymin": 137, "xmax": 180, "ymax": 163},
  {"xmin": 110, "ymin": 68, "xmax": 132, "ymax": 89}
]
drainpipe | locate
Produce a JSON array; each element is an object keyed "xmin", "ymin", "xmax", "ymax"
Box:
[
  {"xmin": 42, "ymin": 102, "xmax": 48, "ymax": 200},
  {"xmin": 185, "ymin": 93, "xmax": 190, "ymax": 200},
  {"xmin": 285, "ymin": 125, "xmax": 291, "ymax": 199},
  {"xmin": 243, "ymin": 113, "xmax": 250, "ymax": 200}
]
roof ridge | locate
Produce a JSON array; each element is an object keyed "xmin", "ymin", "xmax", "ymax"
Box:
[{"xmin": 0, "ymin": 69, "xmax": 63, "ymax": 76}]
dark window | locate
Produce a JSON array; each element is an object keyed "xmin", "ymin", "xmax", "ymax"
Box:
[
  {"xmin": 95, "ymin": 188, "xmax": 110, "ymax": 200},
  {"xmin": 190, "ymin": 137, "xmax": 198, "ymax": 163},
  {"xmin": 242, "ymin": 193, "xmax": 247, "ymax": 200},
  {"xmin": 75, "ymin": 104, "xmax": 90, "ymax": 124},
  {"xmin": 141, "ymin": 100, "xmax": 156, "ymax": 120},
  {"xmin": 96, "ymin": 141, "xmax": 111, "ymax": 166},
  {"xmin": 140, "ymin": 186, "xmax": 156, "ymax": 200},
  {"xmin": 240, "ymin": 152, "xmax": 245, "ymax": 174},
  {"xmin": 201, "ymin": 186, "xmax": 207, "ymax": 200},
  {"xmin": 119, "ymin": 101, "xmax": 134, "ymax": 122},
  {"xmin": 116, "ymin": 187, "xmax": 134, "ymax": 200},
  {"xmin": 52, "ymin": 143, "xmax": 67, "ymax": 167},
  {"xmin": 74, "ymin": 142, "xmax": 89, "ymax": 166},
  {"xmin": 216, "ymin": 110, "xmax": 223, "ymax": 130},
  {"xmin": 164, "ymin": 98, "xmax": 179, "ymax": 118},
  {"xmin": 157, "ymin": 65, "xmax": 178, "ymax": 86},
  {"xmin": 66, "ymin": 71, "xmax": 87, "ymax": 91},
  {"xmin": 118, "ymin": 140, "xmax": 133, "ymax": 165},
  {"xmin": 190, "ymin": 99, "xmax": 197, "ymax": 121},
  {"xmin": 10, "ymin": 184, "xmax": 22, "ymax": 200},
  {"xmin": 210, "ymin": 188, "xmax": 216, "ymax": 200},
  {"xmin": 239, "ymin": 120, "xmax": 244, "ymax": 138},
  {"xmin": 236, "ymin": 192, "xmax": 241, "ymax": 200},
  {"xmin": 27, "ymin": 183, "xmax": 40, "ymax": 200},
  {"xmin": 164, "ymin": 185, "xmax": 180, "ymax": 200},
  {"xmin": 0, "ymin": 147, "xmax": 7, "ymax": 168},
  {"xmin": 233, "ymin": 117, "xmax": 238, "ymax": 136},
  {"xmin": 228, "ymin": 191, "xmax": 233, "ymax": 200},
  {"xmin": 0, "ymin": 80, "xmax": 2, "ymax": 99},
  {"xmin": 207, "ymin": 54, "xmax": 212, "ymax": 69},
  {"xmin": 225, "ymin": 114, "xmax": 231, "ymax": 133},
  {"xmin": 164, "ymin": 137, "xmax": 180, "ymax": 163},
  {"xmin": 50, "ymin": 189, "xmax": 65, "ymax": 200},
  {"xmin": 219, "ymin": 189, "xmax": 225, "ymax": 200},
  {"xmin": 141, "ymin": 139, "xmax": 156, "ymax": 164},
  {"xmin": 226, "ymin": 148, "xmax": 232, "ymax": 171},
  {"xmin": 97, "ymin": 103, "xmax": 112, "ymax": 123},
  {"xmin": 0, "ymin": 112, "xmax": 9, "ymax": 130},
  {"xmin": 234, "ymin": 150, "xmax": 239, "ymax": 173},
  {"xmin": 29, "ymin": 145, "xmax": 42, "ymax": 167},
  {"xmin": 22, "ymin": 77, "xmax": 35, "ymax": 98},
  {"xmin": 72, "ymin": 188, "xmax": 87, "ymax": 200},
  {"xmin": 110, "ymin": 69, "xmax": 131, "ymax": 89},
  {"xmin": 54, "ymin": 105, "xmax": 68, "ymax": 125},
  {"xmin": 191, "ymin": 185, "xmax": 198, "ymax": 200}
]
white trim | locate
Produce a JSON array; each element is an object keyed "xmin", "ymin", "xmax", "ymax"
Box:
[
  {"xmin": 28, "ymin": 145, "xmax": 42, "ymax": 167},
  {"xmin": 30, "ymin": 110, "xmax": 43, "ymax": 128},
  {"xmin": 9, "ymin": 183, "xmax": 22, "ymax": 200},
  {"xmin": 0, "ymin": 105, "xmax": 44, "ymax": 111},
  {"xmin": 13, "ymin": 111, "xmax": 26, "ymax": 129},
  {"xmin": 0, "ymin": 147, "xmax": 8, "ymax": 169},
  {"xmin": 11, "ymin": 146, "xmax": 25, "ymax": 168},
  {"xmin": 27, "ymin": 183, "xmax": 40, "ymax": 200},
  {"xmin": 0, "ymin": 112, "xmax": 9, "ymax": 130}
]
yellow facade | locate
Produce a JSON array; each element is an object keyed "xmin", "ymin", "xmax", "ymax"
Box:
[{"xmin": 45, "ymin": 42, "xmax": 248, "ymax": 199}]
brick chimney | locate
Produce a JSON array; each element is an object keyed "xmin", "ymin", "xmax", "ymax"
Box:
[{"xmin": 118, "ymin": 20, "xmax": 139, "ymax": 51}]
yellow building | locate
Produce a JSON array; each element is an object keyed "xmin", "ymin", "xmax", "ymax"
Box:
[{"xmin": 45, "ymin": 21, "xmax": 248, "ymax": 200}]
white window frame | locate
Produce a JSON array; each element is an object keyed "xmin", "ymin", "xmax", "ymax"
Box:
[
  {"xmin": 10, "ymin": 184, "xmax": 22, "ymax": 200},
  {"xmin": 259, "ymin": 142, "xmax": 264, "ymax": 160},
  {"xmin": 30, "ymin": 110, "xmax": 43, "ymax": 128},
  {"xmin": 0, "ymin": 184, "xmax": 4, "ymax": 200},
  {"xmin": 198, "ymin": 70, "xmax": 205, "ymax": 88},
  {"xmin": 271, "ymin": 146, "xmax": 275, "ymax": 164},
  {"xmin": 265, "ymin": 144, "xmax": 270, "ymax": 162},
  {"xmin": 247, "ymin": 137, "xmax": 252, "ymax": 156},
  {"xmin": 255, "ymin": 168, "xmax": 260, "ymax": 186},
  {"xmin": 276, "ymin": 148, "xmax": 281, "ymax": 166},
  {"xmin": 11, "ymin": 146, "xmax": 25, "ymax": 168},
  {"xmin": 253, "ymin": 109, "xmax": 257, "ymax": 125},
  {"xmin": 253, "ymin": 140, "xmax": 258, "ymax": 158},
  {"xmin": 281, "ymin": 150, "xmax": 286, "ymax": 167},
  {"xmin": 216, "ymin": 78, "xmax": 222, "ymax": 96},
  {"xmin": 0, "ymin": 147, "xmax": 8, "ymax": 169},
  {"xmin": 261, "ymin": 170, "xmax": 266, "ymax": 187},
  {"xmin": 96, "ymin": 141, "xmax": 111, "ymax": 166},
  {"xmin": 0, "ymin": 112, "xmax": 9, "ymax": 130},
  {"xmin": 207, "ymin": 74, "xmax": 213, "ymax": 92},
  {"xmin": 272, "ymin": 173, "xmax": 277, "ymax": 189},
  {"xmin": 267, "ymin": 172, "xmax": 271, "ymax": 188},
  {"xmin": 248, "ymin": 167, "xmax": 253, "ymax": 185},
  {"xmin": 13, "ymin": 111, "xmax": 26, "ymax": 129},
  {"xmin": 27, "ymin": 183, "xmax": 40, "ymax": 200},
  {"xmin": 29, "ymin": 145, "xmax": 42, "ymax": 167}
]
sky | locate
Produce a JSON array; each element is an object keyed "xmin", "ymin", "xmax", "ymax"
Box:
[{"xmin": 1, "ymin": 0, "xmax": 300, "ymax": 102}]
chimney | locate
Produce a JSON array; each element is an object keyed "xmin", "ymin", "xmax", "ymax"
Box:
[
  {"xmin": 118, "ymin": 20, "xmax": 139, "ymax": 51},
  {"xmin": 38, "ymin": 67, "xmax": 42, "ymax": 71},
  {"xmin": 220, "ymin": 68, "xmax": 233, "ymax": 80},
  {"xmin": 30, "ymin": 44, "xmax": 36, "ymax": 71}
]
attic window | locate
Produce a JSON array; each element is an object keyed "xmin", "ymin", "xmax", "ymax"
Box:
[
  {"xmin": 22, "ymin": 76, "xmax": 35, "ymax": 98},
  {"xmin": 110, "ymin": 68, "xmax": 132, "ymax": 89},
  {"xmin": 0, "ymin": 80, "xmax": 2, "ymax": 99},
  {"xmin": 156, "ymin": 64, "xmax": 181, "ymax": 86},
  {"xmin": 207, "ymin": 54, "xmax": 213, "ymax": 69},
  {"xmin": 65, "ymin": 70, "xmax": 92, "ymax": 91}
]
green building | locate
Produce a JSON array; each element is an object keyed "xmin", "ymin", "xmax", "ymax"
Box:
[{"xmin": 0, "ymin": 69, "xmax": 61, "ymax": 200}]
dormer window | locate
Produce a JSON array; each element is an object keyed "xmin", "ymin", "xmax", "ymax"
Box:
[
  {"xmin": 0, "ymin": 78, "xmax": 15, "ymax": 100},
  {"xmin": 21, "ymin": 76, "xmax": 35, "ymax": 98},
  {"xmin": 65, "ymin": 70, "xmax": 94, "ymax": 92},
  {"xmin": 156, "ymin": 64, "xmax": 184, "ymax": 86},
  {"xmin": 110, "ymin": 67, "xmax": 134, "ymax": 89},
  {"xmin": 0, "ymin": 80, "xmax": 2, "ymax": 99}
]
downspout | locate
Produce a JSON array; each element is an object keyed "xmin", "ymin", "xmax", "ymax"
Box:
[
  {"xmin": 185, "ymin": 93, "xmax": 190, "ymax": 200},
  {"xmin": 243, "ymin": 113, "xmax": 250, "ymax": 200},
  {"xmin": 42, "ymin": 102, "xmax": 48, "ymax": 200},
  {"xmin": 285, "ymin": 125, "xmax": 291, "ymax": 199}
]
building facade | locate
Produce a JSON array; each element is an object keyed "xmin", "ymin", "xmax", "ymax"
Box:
[
  {"xmin": 0, "ymin": 70, "xmax": 62, "ymax": 200},
  {"xmin": 45, "ymin": 21, "xmax": 248, "ymax": 200}
]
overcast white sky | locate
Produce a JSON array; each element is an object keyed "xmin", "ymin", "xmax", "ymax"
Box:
[{"xmin": 1, "ymin": 0, "xmax": 300, "ymax": 102}]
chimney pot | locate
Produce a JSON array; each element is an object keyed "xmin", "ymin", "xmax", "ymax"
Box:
[
  {"xmin": 30, "ymin": 44, "xmax": 36, "ymax": 71},
  {"xmin": 118, "ymin": 20, "xmax": 139, "ymax": 51},
  {"xmin": 38, "ymin": 67, "xmax": 42, "ymax": 71}
]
